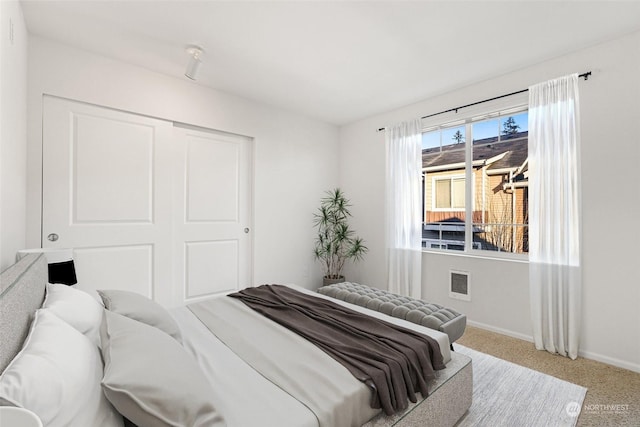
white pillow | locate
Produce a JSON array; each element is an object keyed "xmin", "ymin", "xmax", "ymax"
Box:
[
  {"xmin": 98, "ymin": 289, "xmax": 182, "ymax": 343},
  {"xmin": 43, "ymin": 282, "xmax": 103, "ymax": 346},
  {"xmin": 100, "ymin": 310, "xmax": 225, "ymax": 427},
  {"xmin": 0, "ymin": 309, "xmax": 123, "ymax": 427}
]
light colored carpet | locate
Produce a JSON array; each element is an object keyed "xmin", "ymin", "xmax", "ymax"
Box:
[
  {"xmin": 455, "ymin": 345, "xmax": 587, "ymax": 427},
  {"xmin": 456, "ymin": 325, "xmax": 640, "ymax": 426}
]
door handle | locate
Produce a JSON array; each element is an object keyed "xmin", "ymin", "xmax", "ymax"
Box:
[{"xmin": 47, "ymin": 233, "xmax": 59, "ymax": 242}]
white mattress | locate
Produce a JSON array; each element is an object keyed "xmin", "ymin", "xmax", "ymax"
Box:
[{"xmin": 170, "ymin": 285, "xmax": 452, "ymax": 427}]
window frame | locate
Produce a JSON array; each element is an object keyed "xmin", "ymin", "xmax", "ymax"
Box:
[
  {"xmin": 431, "ymin": 174, "xmax": 467, "ymax": 212},
  {"xmin": 421, "ymin": 97, "xmax": 529, "ymax": 261}
]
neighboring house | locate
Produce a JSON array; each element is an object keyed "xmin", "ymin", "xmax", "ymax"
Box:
[{"xmin": 422, "ymin": 132, "xmax": 529, "ymax": 253}]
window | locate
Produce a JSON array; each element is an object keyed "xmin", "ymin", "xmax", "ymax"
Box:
[
  {"xmin": 434, "ymin": 177, "xmax": 465, "ymax": 209},
  {"xmin": 421, "ymin": 106, "xmax": 528, "ymax": 256}
]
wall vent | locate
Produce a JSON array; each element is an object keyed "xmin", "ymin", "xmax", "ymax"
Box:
[{"xmin": 449, "ymin": 270, "xmax": 470, "ymax": 301}]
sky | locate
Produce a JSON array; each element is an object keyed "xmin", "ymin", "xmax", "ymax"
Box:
[{"xmin": 422, "ymin": 112, "xmax": 528, "ymax": 150}]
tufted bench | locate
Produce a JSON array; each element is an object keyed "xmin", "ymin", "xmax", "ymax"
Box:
[{"xmin": 318, "ymin": 282, "xmax": 466, "ymax": 346}]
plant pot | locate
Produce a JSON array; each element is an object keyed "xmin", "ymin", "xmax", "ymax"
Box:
[{"xmin": 322, "ymin": 276, "xmax": 346, "ymax": 287}]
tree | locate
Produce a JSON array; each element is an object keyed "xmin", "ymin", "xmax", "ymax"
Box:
[
  {"xmin": 476, "ymin": 185, "xmax": 528, "ymax": 254},
  {"xmin": 502, "ymin": 117, "xmax": 520, "ymax": 136},
  {"xmin": 452, "ymin": 130, "xmax": 464, "ymax": 144}
]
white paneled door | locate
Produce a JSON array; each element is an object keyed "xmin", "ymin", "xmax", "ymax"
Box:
[
  {"xmin": 42, "ymin": 96, "xmax": 252, "ymax": 306},
  {"xmin": 173, "ymin": 125, "xmax": 252, "ymax": 304}
]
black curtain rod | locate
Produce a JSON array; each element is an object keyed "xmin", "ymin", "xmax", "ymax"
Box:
[{"xmin": 377, "ymin": 71, "xmax": 591, "ymax": 132}]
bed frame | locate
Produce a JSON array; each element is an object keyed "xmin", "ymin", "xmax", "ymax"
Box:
[
  {"xmin": 0, "ymin": 254, "xmax": 47, "ymax": 373},
  {"xmin": 0, "ymin": 253, "xmax": 472, "ymax": 426}
]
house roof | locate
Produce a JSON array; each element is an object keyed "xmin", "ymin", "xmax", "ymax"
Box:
[{"xmin": 423, "ymin": 132, "xmax": 528, "ymax": 172}]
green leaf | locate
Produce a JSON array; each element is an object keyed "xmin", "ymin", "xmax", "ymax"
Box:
[{"xmin": 312, "ymin": 188, "xmax": 367, "ymax": 278}]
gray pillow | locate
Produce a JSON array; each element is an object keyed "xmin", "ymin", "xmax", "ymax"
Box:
[
  {"xmin": 97, "ymin": 290, "xmax": 182, "ymax": 343},
  {"xmin": 100, "ymin": 310, "xmax": 226, "ymax": 427}
]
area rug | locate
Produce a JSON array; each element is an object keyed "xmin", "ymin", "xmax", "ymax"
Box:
[{"xmin": 455, "ymin": 345, "xmax": 587, "ymax": 427}]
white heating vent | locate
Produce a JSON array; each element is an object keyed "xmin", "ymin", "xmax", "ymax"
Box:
[{"xmin": 449, "ymin": 270, "xmax": 470, "ymax": 301}]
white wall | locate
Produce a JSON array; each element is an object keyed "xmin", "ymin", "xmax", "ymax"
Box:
[
  {"xmin": 339, "ymin": 30, "xmax": 640, "ymax": 372},
  {"xmin": 27, "ymin": 36, "xmax": 339, "ymax": 289},
  {"xmin": 0, "ymin": 1, "xmax": 28, "ymax": 272}
]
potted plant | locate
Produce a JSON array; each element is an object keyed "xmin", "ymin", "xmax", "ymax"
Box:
[{"xmin": 313, "ymin": 188, "xmax": 368, "ymax": 286}]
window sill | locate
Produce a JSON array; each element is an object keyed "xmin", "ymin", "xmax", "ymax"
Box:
[{"xmin": 421, "ymin": 248, "xmax": 529, "ymax": 264}]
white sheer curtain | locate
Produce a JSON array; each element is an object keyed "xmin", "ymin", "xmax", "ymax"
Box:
[
  {"xmin": 528, "ymin": 74, "xmax": 582, "ymax": 360},
  {"xmin": 385, "ymin": 119, "xmax": 423, "ymax": 299}
]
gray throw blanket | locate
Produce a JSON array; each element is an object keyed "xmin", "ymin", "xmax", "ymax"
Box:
[{"xmin": 229, "ymin": 285, "xmax": 445, "ymax": 415}]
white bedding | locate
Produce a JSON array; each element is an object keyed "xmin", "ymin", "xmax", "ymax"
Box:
[
  {"xmin": 171, "ymin": 306, "xmax": 317, "ymax": 427},
  {"xmin": 170, "ymin": 285, "xmax": 452, "ymax": 427}
]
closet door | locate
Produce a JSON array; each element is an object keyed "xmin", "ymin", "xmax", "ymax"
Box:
[
  {"xmin": 42, "ymin": 96, "xmax": 175, "ymax": 305},
  {"xmin": 173, "ymin": 125, "xmax": 253, "ymax": 304}
]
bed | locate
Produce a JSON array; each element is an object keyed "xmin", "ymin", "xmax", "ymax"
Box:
[{"xmin": 0, "ymin": 253, "xmax": 472, "ymax": 427}]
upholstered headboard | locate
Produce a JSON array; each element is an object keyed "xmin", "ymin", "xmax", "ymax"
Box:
[{"xmin": 0, "ymin": 254, "xmax": 47, "ymax": 373}]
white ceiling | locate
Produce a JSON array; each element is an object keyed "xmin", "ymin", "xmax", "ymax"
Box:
[{"xmin": 21, "ymin": 1, "xmax": 640, "ymax": 125}]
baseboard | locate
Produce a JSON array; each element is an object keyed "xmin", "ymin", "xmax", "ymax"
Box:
[
  {"xmin": 578, "ymin": 349, "xmax": 640, "ymax": 374},
  {"xmin": 467, "ymin": 320, "xmax": 640, "ymax": 374},
  {"xmin": 466, "ymin": 320, "xmax": 534, "ymax": 343}
]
